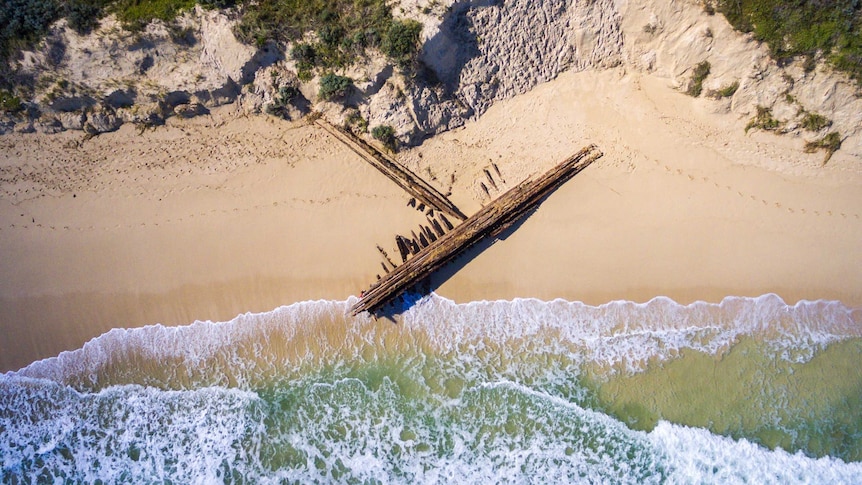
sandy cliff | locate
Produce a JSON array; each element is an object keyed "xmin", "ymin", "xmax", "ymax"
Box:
[{"xmin": 2, "ymin": 0, "xmax": 860, "ymax": 162}]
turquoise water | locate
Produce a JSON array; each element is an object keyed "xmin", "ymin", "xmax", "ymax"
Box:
[{"xmin": 2, "ymin": 294, "xmax": 861, "ymax": 483}]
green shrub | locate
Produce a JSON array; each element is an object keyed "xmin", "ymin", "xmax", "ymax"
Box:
[
  {"xmin": 804, "ymin": 131, "xmax": 842, "ymax": 163},
  {"xmin": 345, "ymin": 110, "xmax": 368, "ymax": 133},
  {"xmin": 318, "ymin": 73, "xmax": 352, "ymax": 100},
  {"xmin": 236, "ymin": 0, "xmax": 392, "ymax": 67},
  {"xmin": 276, "ymin": 85, "xmax": 299, "ymax": 106},
  {"xmin": 799, "ymin": 111, "xmax": 831, "ymax": 132},
  {"xmin": 717, "ymin": 80, "xmax": 739, "ymax": 98},
  {"xmin": 112, "ymin": 0, "xmax": 196, "ymax": 31},
  {"xmin": 371, "ymin": 124, "xmax": 396, "ymax": 150},
  {"xmin": 381, "ymin": 19, "xmax": 422, "ymax": 64},
  {"xmin": 235, "ymin": 0, "xmax": 419, "ymax": 74},
  {"xmin": 0, "ymin": 0, "xmax": 62, "ymax": 62},
  {"xmin": 197, "ymin": 0, "xmax": 235, "ymax": 9},
  {"xmin": 745, "ymin": 105, "xmax": 782, "ymax": 133},
  {"xmin": 686, "ymin": 61, "xmax": 711, "ymax": 97},
  {"xmin": 0, "ymin": 89, "xmax": 23, "ymax": 112},
  {"xmin": 715, "ymin": 0, "xmax": 862, "ymax": 83},
  {"xmin": 66, "ymin": 0, "xmax": 109, "ymax": 34}
]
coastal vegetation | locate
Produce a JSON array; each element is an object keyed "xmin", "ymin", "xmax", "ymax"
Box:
[
  {"xmin": 1, "ymin": 0, "xmax": 423, "ymax": 87},
  {"xmin": 344, "ymin": 110, "xmax": 368, "ymax": 133},
  {"xmin": 371, "ymin": 124, "xmax": 396, "ymax": 151},
  {"xmin": 318, "ymin": 73, "xmax": 353, "ymax": 101},
  {"xmin": 713, "ymin": 0, "xmax": 862, "ymax": 81},
  {"xmin": 0, "ymin": 89, "xmax": 23, "ymax": 112},
  {"xmin": 745, "ymin": 105, "xmax": 782, "ymax": 133},
  {"xmin": 804, "ymin": 131, "xmax": 842, "ymax": 163},
  {"xmin": 686, "ymin": 61, "xmax": 711, "ymax": 97},
  {"xmin": 799, "ymin": 111, "xmax": 832, "ymax": 132},
  {"xmin": 235, "ymin": 0, "xmax": 422, "ymax": 73},
  {"xmin": 711, "ymin": 80, "xmax": 739, "ymax": 98}
]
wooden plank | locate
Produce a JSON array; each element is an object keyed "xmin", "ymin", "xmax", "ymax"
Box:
[
  {"xmin": 316, "ymin": 120, "xmax": 468, "ymax": 221},
  {"xmin": 350, "ymin": 145, "xmax": 602, "ymax": 315}
]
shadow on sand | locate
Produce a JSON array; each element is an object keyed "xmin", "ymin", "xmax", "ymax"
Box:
[{"xmin": 369, "ymin": 204, "xmax": 540, "ymax": 321}]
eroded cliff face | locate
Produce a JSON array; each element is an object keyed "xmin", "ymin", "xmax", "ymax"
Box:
[{"xmin": 4, "ymin": 0, "xmax": 860, "ymax": 159}]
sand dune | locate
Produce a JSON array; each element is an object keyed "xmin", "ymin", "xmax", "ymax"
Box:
[{"xmin": 1, "ymin": 68, "xmax": 860, "ymax": 371}]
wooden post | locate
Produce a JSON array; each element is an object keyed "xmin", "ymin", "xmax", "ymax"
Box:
[{"xmin": 350, "ymin": 145, "xmax": 602, "ymax": 315}]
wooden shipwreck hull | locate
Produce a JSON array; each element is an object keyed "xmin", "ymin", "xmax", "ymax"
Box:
[{"xmin": 350, "ymin": 144, "xmax": 602, "ymax": 316}]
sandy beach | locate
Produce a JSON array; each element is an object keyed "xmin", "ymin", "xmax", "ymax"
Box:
[{"xmin": 2, "ymin": 68, "xmax": 861, "ymax": 371}]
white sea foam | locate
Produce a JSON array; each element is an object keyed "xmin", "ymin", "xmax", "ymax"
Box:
[
  {"xmin": 0, "ymin": 376, "xmax": 264, "ymax": 483},
  {"xmin": 651, "ymin": 421, "xmax": 862, "ymax": 484},
  {"xmin": 9, "ymin": 294, "xmax": 861, "ymax": 390},
  {"xmin": 2, "ymin": 365, "xmax": 861, "ymax": 482}
]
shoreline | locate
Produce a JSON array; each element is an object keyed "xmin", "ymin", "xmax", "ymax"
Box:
[{"xmin": 2, "ymin": 69, "xmax": 861, "ymax": 371}]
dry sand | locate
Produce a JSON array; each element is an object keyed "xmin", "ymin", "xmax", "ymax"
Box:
[{"xmin": 2, "ymin": 68, "xmax": 861, "ymax": 371}]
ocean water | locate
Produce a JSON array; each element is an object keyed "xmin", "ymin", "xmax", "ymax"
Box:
[{"xmin": 2, "ymin": 293, "xmax": 861, "ymax": 483}]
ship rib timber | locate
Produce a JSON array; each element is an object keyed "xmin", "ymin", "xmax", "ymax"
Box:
[
  {"xmin": 350, "ymin": 144, "xmax": 602, "ymax": 316},
  {"xmin": 316, "ymin": 120, "xmax": 467, "ymax": 221}
]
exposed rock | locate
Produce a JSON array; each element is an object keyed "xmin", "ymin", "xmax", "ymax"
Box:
[
  {"xmin": 58, "ymin": 112, "xmax": 86, "ymax": 130},
  {"xmin": 14, "ymin": 122, "xmax": 35, "ymax": 134},
  {"xmin": 174, "ymin": 102, "xmax": 209, "ymax": 118},
  {"xmin": 35, "ymin": 118, "xmax": 64, "ymax": 134},
  {"xmin": 2, "ymin": 0, "xmax": 860, "ymax": 157},
  {"xmin": 119, "ymin": 102, "xmax": 167, "ymax": 127},
  {"xmin": 364, "ymin": 82, "xmax": 418, "ymax": 143},
  {"xmin": 416, "ymin": 0, "xmax": 623, "ymax": 128},
  {"xmin": 84, "ymin": 107, "xmax": 122, "ymax": 134},
  {"xmin": 49, "ymin": 95, "xmax": 97, "ymax": 113}
]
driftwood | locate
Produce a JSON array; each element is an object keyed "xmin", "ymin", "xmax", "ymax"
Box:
[
  {"xmin": 439, "ymin": 213, "xmax": 454, "ymax": 231},
  {"xmin": 493, "ymin": 162, "xmax": 503, "ymax": 181},
  {"xmin": 484, "ymin": 169, "xmax": 498, "ymax": 190},
  {"xmin": 350, "ymin": 144, "xmax": 602, "ymax": 315},
  {"xmin": 316, "ymin": 120, "xmax": 467, "ymax": 221},
  {"xmin": 396, "ymin": 236, "xmax": 410, "ymax": 263},
  {"xmin": 430, "ymin": 217, "xmax": 445, "ymax": 237}
]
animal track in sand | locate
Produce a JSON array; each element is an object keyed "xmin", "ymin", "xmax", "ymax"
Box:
[
  {"xmin": 2, "ymin": 192, "xmax": 384, "ymax": 232},
  {"xmin": 653, "ymin": 157, "xmax": 861, "ymax": 220}
]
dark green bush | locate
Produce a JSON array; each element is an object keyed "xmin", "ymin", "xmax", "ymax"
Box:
[
  {"xmin": 799, "ymin": 111, "xmax": 831, "ymax": 132},
  {"xmin": 0, "ymin": 89, "xmax": 23, "ymax": 112},
  {"xmin": 276, "ymin": 85, "xmax": 299, "ymax": 105},
  {"xmin": 318, "ymin": 73, "xmax": 352, "ymax": 100},
  {"xmin": 686, "ymin": 61, "xmax": 711, "ymax": 97},
  {"xmin": 66, "ymin": 0, "xmax": 110, "ymax": 34},
  {"xmin": 715, "ymin": 0, "xmax": 862, "ymax": 83},
  {"xmin": 197, "ymin": 0, "xmax": 235, "ymax": 9},
  {"xmin": 111, "ymin": 0, "xmax": 196, "ymax": 31},
  {"xmin": 236, "ymin": 0, "xmax": 419, "ymax": 73},
  {"xmin": 0, "ymin": 0, "xmax": 61, "ymax": 61},
  {"xmin": 804, "ymin": 131, "xmax": 842, "ymax": 163},
  {"xmin": 371, "ymin": 124, "xmax": 396, "ymax": 150},
  {"xmin": 345, "ymin": 110, "xmax": 368, "ymax": 133},
  {"xmin": 381, "ymin": 19, "xmax": 422, "ymax": 63}
]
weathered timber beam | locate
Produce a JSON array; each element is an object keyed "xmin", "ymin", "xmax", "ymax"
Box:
[
  {"xmin": 315, "ymin": 120, "xmax": 468, "ymax": 221},
  {"xmin": 350, "ymin": 145, "xmax": 602, "ymax": 315}
]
